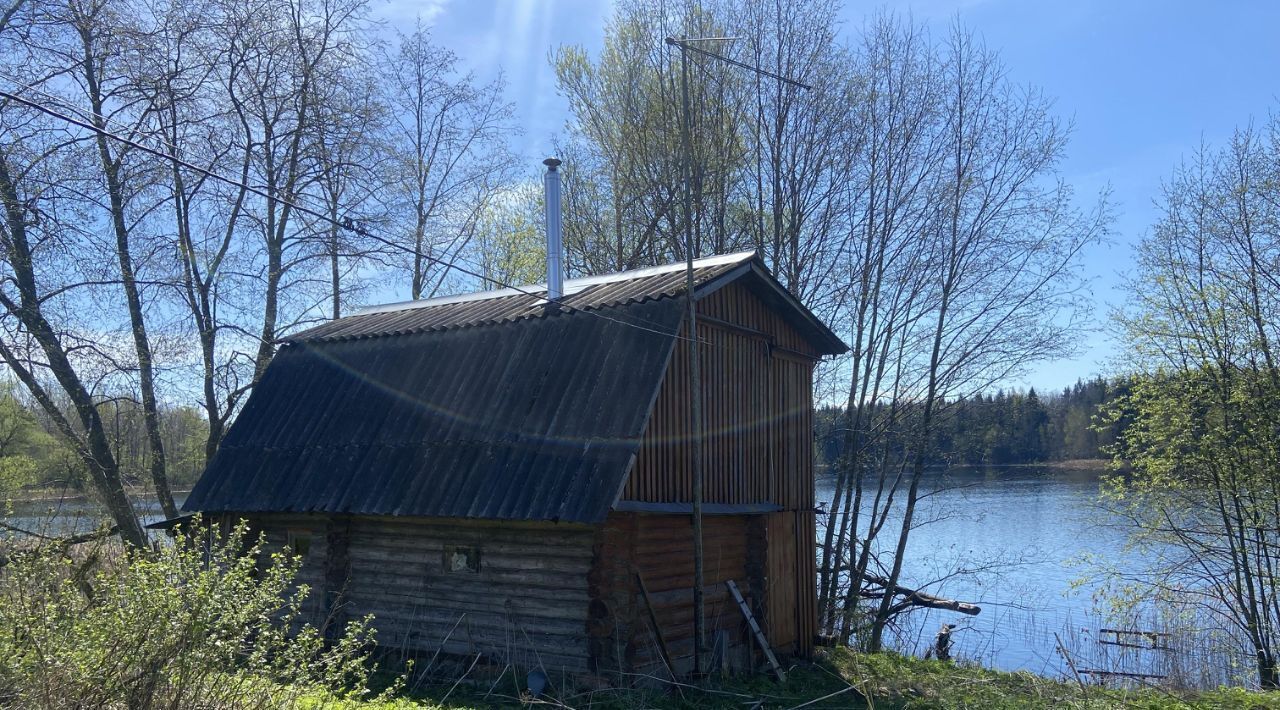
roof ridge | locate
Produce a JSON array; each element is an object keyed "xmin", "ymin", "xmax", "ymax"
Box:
[{"xmin": 348, "ymin": 250, "xmax": 756, "ymax": 318}]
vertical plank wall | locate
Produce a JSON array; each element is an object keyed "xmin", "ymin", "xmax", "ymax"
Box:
[
  {"xmin": 763, "ymin": 510, "xmax": 817, "ymax": 657},
  {"xmin": 624, "ymin": 282, "xmax": 818, "ymax": 507},
  {"xmin": 619, "ymin": 282, "xmax": 820, "ymax": 660},
  {"xmin": 590, "ymin": 512, "xmax": 755, "ymax": 677}
]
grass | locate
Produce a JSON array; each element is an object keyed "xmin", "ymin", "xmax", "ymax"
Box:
[
  {"xmin": 300, "ymin": 648, "xmax": 1280, "ymax": 710},
  {"xmin": 829, "ymin": 651, "xmax": 1280, "ymax": 709}
]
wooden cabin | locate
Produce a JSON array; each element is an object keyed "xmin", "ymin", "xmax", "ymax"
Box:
[{"xmin": 181, "ymin": 250, "xmax": 847, "ymax": 679}]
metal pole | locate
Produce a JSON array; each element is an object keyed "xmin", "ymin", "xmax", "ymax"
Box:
[
  {"xmin": 676, "ymin": 41, "xmax": 707, "ymax": 678},
  {"xmin": 665, "ymin": 33, "xmax": 806, "ymax": 680}
]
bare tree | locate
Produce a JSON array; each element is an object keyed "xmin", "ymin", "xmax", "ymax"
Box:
[
  {"xmin": 734, "ymin": 0, "xmax": 858, "ymax": 308},
  {"xmin": 861, "ymin": 22, "xmax": 1106, "ymax": 651},
  {"xmin": 0, "ymin": 0, "xmax": 28, "ymax": 35},
  {"xmin": 307, "ymin": 47, "xmax": 383, "ymax": 319},
  {"xmin": 58, "ymin": 0, "xmax": 177, "ymax": 518},
  {"xmin": 815, "ymin": 13, "xmax": 946, "ymax": 639},
  {"xmin": 124, "ymin": 0, "xmax": 253, "ymax": 464},
  {"xmin": 380, "ymin": 21, "xmax": 516, "ymax": 299},
  {"xmin": 0, "ymin": 105, "xmax": 149, "ymax": 546},
  {"xmin": 213, "ymin": 0, "xmax": 371, "ymax": 382}
]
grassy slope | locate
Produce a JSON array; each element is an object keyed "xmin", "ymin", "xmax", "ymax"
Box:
[{"xmin": 309, "ymin": 649, "xmax": 1280, "ymax": 710}]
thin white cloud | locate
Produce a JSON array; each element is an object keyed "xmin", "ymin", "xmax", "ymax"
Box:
[{"xmin": 373, "ymin": 0, "xmax": 453, "ymax": 26}]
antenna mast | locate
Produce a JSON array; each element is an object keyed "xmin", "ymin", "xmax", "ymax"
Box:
[{"xmin": 664, "ymin": 34, "xmax": 809, "ymax": 678}]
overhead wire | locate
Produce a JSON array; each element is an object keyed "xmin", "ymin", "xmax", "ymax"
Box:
[{"xmin": 0, "ymin": 85, "xmax": 728, "ymax": 345}]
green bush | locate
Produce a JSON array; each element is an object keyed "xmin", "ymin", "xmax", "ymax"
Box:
[{"xmin": 0, "ymin": 520, "xmax": 388, "ymax": 709}]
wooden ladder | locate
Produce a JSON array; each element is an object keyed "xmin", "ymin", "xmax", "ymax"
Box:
[{"xmin": 725, "ymin": 579, "xmax": 786, "ymax": 682}]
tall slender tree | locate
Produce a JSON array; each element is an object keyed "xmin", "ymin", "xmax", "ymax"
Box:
[{"xmin": 1104, "ymin": 120, "xmax": 1280, "ymax": 688}]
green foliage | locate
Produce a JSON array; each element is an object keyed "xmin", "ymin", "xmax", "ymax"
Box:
[
  {"xmin": 0, "ymin": 382, "xmax": 210, "ymax": 495},
  {"xmin": 472, "ymin": 182, "xmax": 546, "ymax": 287},
  {"xmin": 94, "ymin": 398, "xmax": 211, "ymax": 488},
  {"xmin": 1099, "ymin": 121, "xmax": 1280, "ymax": 688},
  {"xmin": 0, "ymin": 519, "xmax": 389, "ymax": 709},
  {"xmin": 0, "ymin": 383, "xmax": 69, "ymax": 494},
  {"xmin": 1096, "ymin": 368, "xmax": 1280, "ymax": 604},
  {"xmin": 551, "ymin": 0, "xmax": 746, "ymax": 275},
  {"xmin": 159, "ymin": 405, "xmax": 213, "ymax": 487}
]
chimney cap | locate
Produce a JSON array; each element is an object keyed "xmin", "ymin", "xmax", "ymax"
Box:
[{"xmin": 543, "ymin": 157, "xmax": 562, "ymax": 169}]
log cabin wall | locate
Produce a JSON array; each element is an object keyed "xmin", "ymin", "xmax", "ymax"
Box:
[
  {"xmin": 246, "ymin": 514, "xmax": 597, "ymax": 673},
  {"xmin": 244, "ymin": 513, "xmax": 332, "ymax": 626}
]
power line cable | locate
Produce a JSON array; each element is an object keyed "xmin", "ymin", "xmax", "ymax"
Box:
[{"xmin": 0, "ymin": 86, "xmax": 724, "ymax": 344}]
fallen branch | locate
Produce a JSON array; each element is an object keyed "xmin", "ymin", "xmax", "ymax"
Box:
[
  {"xmin": 440, "ymin": 651, "xmax": 482, "ymax": 705},
  {"xmin": 861, "ymin": 574, "xmax": 981, "ymax": 616},
  {"xmin": 0, "ymin": 520, "xmax": 119, "ymax": 546},
  {"xmin": 1055, "ymin": 632, "xmax": 1088, "ymax": 691},
  {"xmin": 0, "ymin": 522, "xmax": 119, "ymax": 569},
  {"xmin": 782, "ymin": 682, "xmax": 865, "ymax": 709}
]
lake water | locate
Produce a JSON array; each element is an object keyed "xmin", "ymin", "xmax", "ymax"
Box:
[
  {"xmin": 814, "ymin": 465, "xmax": 1213, "ymax": 684},
  {"xmin": 4, "ymin": 491, "xmax": 187, "ymax": 537}
]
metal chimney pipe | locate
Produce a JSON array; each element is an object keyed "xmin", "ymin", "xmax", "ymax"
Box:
[{"xmin": 542, "ymin": 158, "xmax": 563, "ymax": 303}]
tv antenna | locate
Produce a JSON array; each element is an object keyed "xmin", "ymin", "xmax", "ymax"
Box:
[{"xmin": 664, "ymin": 34, "xmax": 810, "ymax": 677}]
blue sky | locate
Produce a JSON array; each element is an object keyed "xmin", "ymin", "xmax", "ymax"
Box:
[{"xmin": 372, "ymin": 0, "xmax": 1280, "ymax": 394}]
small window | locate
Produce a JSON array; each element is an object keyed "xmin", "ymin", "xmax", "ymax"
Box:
[
  {"xmin": 443, "ymin": 545, "xmax": 480, "ymax": 573},
  {"xmin": 286, "ymin": 530, "xmax": 312, "ymax": 558}
]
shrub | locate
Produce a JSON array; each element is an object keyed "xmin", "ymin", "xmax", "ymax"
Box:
[{"xmin": 0, "ymin": 519, "xmax": 387, "ymax": 709}]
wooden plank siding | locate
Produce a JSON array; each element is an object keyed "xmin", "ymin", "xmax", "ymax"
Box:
[
  {"xmin": 624, "ymin": 282, "xmax": 818, "ymax": 509},
  {"xmin": 618, "ymin": 282, "xmax": 818, "ymax": 660},
  {"xmin": 796, "ymin": 509, "xmax": 817, "ymax": 656},
  {"xmin": 589, "ymin": 512, "xmax": 757, "ymax": 677},
  {"xmin": 762, "ymin": 510, "xmax": 817, "ymax": 658},
  {"xmin": 699, "ymin": 281, "xmax": 823, "ymax": 358},
  {"xmin": 245, "ymin": 514, "xmax": 596, "ymax": 673}
]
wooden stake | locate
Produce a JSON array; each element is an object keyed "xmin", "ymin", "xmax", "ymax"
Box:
[
  {"xmin": 636, "ymin": 572, "xmax": 678, "ymax": 684},
  {"xmin": 1055, "ymin": 632, "xmax": 1088, "ymax": 691}
]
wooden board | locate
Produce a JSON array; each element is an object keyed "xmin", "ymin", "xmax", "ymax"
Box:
[
  {"xmin": 727, "ymin": 579, "xmax": 785, "ymax": 682},
  {"xmin": 624, "ymin": 283, "xmax": 817, "ymax": 510}
]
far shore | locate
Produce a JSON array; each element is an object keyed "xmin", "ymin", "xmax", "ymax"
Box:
[
  {"xmin": 7, "ymin": 460, "xmax": 1114, "ymax": 506},
  {"xmin": 3, "ymin": 487, "xmax": 193, "ymax": 505},
  {"xmin": 989, "ymin": 458, "xmax": 1110, "ymax": 471}
]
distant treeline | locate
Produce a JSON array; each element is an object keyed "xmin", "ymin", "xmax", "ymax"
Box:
[
  {"xmin": 0, "ymin": 383, "xmax": 208, "ymax": 494},
  {"xmin": 0, "ymin": 374, "xmax": 1126, "ymax": 492},
  {"xmin": 815, "ymin": 376, "xmax": 1129, "ymax": 469}
]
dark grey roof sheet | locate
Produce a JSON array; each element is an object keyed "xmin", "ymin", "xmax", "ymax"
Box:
[
  {"xmin": 288, "ymin": 251, "xmax": 756, "ymax": 343},
  {"xmin": 182, "ymin": 251, "xmax": 846, "ymax": 523},
  {"xmin": 183, "ymin": 297, "xmax": 684, "ymax": 523}
]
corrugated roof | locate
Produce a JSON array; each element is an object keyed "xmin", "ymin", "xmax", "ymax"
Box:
[
  {"xmin": 288, "ymin": 251, "xmax": 755, "ymax": 343},
  {"xmin": 184, "ymin": 297, "xmax": 684, "ymax": 523},
  {"xmin": 182, "ymin": 251, "xmax": 847, "ymax": 523}
]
